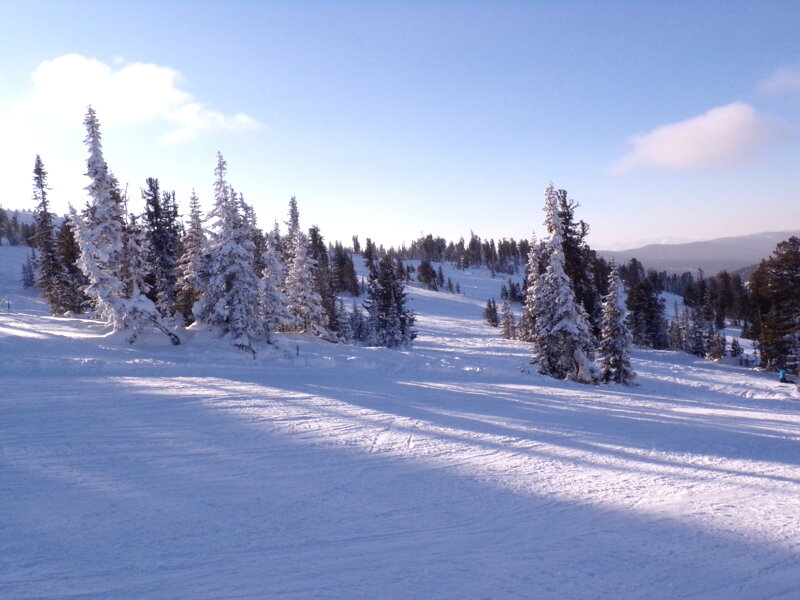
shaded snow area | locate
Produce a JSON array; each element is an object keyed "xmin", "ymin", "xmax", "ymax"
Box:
[{"xmin": 2, "ymin": 246, "xmax": 799, "ymax": 599}]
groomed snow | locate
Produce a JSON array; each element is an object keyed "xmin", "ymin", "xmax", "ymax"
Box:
[{"xmin": 1, "ymin": 246, "xmax": 799, "ymax": 599}]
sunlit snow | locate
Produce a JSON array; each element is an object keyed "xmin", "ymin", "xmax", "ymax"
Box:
[{"xmin": 1, "ymin": 245, "xmax": 799, "ymax": 599}]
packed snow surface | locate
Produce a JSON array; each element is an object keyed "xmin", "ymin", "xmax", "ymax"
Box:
[{"xmin": 1, "ymin": 246, "xmax": 799, "ymax": 599}]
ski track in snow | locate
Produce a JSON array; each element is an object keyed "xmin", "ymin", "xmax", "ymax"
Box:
[{"xmin": 1, "ymin": 247, "xmax": 799, "ymax": 599}]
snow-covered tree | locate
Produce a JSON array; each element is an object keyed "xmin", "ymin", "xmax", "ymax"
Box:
[
  {"xmin": 194, "ymin": 152, "xmax": 265, "ymax": 354},
  {"xmin": 175, "ymin": 190, "xmax": 206, "ymax": 323},
  {"xmin": 531, "ymin": 183, "xmax": 599, "ymax": 383},
  {"xmin": 282, "ymin": 196, "xmax": 301, "ymax": 263},
  {"xmin": 500, "ymin": 300, "xmax": 516, "ymax": 339},
  {"xmin": 72, "ymin": 107, "xmax": 178, "ymax": 344},
  {"xmin": 73, "ymin": 107, "xmax": 127, "ymax": 327},
  {"xmin": 364, "ymin": 255, "xmax": 415, "ymax": 348},
  {"xmin": 597, "ymin": 268, "xmax": 635, "ymax": 385},
  {"xmin": 283, "ymin": 225, "xmax": 329, "ymax": 337},
  {"xmin": 260, "ymin": 226, "xmax": 291, "ymax": 336},
  {"xmin": 518, "ymin": 234, "xmax": 543, "ymax": 342},
  {"xmin": 348, "ymin": 299, "xmax": 371, "ymax": 343},
  {"xmin": 115, "ymin": 215, "xmax": 179, "ymax": 343}
]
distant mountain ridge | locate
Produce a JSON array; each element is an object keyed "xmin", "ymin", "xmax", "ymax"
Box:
[{"xmin": 599, "ymin": 231, "xmax": 800, "ymax": 276}]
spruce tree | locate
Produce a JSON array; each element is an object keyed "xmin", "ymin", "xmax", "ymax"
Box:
[
  {"xmin": 193, "ymin": 152, "xmax": 264, "ymax": 354},
  {"xmin": 175, "ymin": 190, "xmax": 206, "ymax": 323},
  {"xmin": 531, "ymin": 184, "xmax": 599, "ymax": 383},
  {"xmin": 73, "ymin": 106, "xmax": 127, "ymax": 327},
  {"xmin": 484, "ymin": 298, "xmax": 499, "ymax": 327},
  {"xmin": 500, "ymin": 300, "xmax": 516, "ymax": 339},
  {"xmin": 597, "ymin": 268, "xmax": 635, "ymax": 385},
  {"xmin": 518, "ymin": 234, "xmax": 543, "ymax": 342},
  {"xmin": 115, "ymin": 215, "xmax": 178, "ymax": 343},
  {"xmin": 260, "ymin": 226, "xmax": 291, "ymax": 336},
  {"xmin": 751, "ymin": 237, "xmax": 800, "ymax": 372},
  {"xmin": 142, "ymin": 178, "xmax": 180, "ymax": 318},
  {"xmin": 55, "ymin": 220, "xmax": 89, "ymax": 313},
  {"xmin": 625, "ymin": 276, "xmax": 667, "ymax": 348},
  {"xmin": 31, "ymin": 155, "xmax": 70, "ymax": 313},
  {"xmin": 364, "ymin": 255, "xmax": 415, "ymax": 347},
  {"xmin": 553, "ymin": 189, "xmax": 602, "ymax": 334},
  {"xmin": 73, "ymin": 107, "xmax": 177, "ymax": 343},
  {"xmin": 308, "ymin": 225, "xmax": 339, "ymax": 334},
  {"xmin": 283, "ymin": 226, "xmax": 329, "ymax": 337}
]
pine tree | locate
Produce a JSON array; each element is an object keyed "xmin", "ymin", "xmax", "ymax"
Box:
[
  {"xmin": 115, "ymin": 214, "xmax": 177, "ymax": 343},
  {"xmin": 500, "ymin": 300, "xmax": 516, "ymax": 339},
  {"xmin": 282, "ymin": 196, "xmax": 301, "ymax": 264},
  {"xmin": 625, "ymin": 275, "xmax": 667, "ymax": 348},
  {"xmin": 73, "ymin": 107, "xmax": 177, "ymax": 343},
  {"xmin": 260, "ymin": 226, "xmax": 291, "ymax": 336},
  {"xmin": 364, "ymin": 255, "xmax": 415, "ymax": 347},
  {"xmin": 597, "ymin": 268, "xmax": 635, "ymax": 385},
  {"xmin": 349, "ymin": 299, "xmax": 371, "ymax": 342},
  {"xmin": 283, "ymin": 226, "xmax": 329, "ymax": 337},
  {"xmin": 484, "ymin": 298, "xmax": 499, "ymax": 327},
  {"xmin": 531, "ymin": 183, "xmax": 599, "ymax": 383},
  {"xmin": 31, "ymin": 155, "xmax": 70, "ymax": 313},
  {"xmin": 308, "ymin": 225, "xmax": 339, "ymax": 334},
  {"xmin": 553, "ymin": 189, "xmax": 602, "ymax": 334},
  {"xmin": 687, "ymin": 309, "xmax": 707, "ymax": 356},
  {"xmin": 331, "ymin": 242, "xmax": 359, "ymax": 296},
  {"xmin": 0, "ymin": 207, "xmax": 7, "ymax": 246},
  {"xmin": 518, "ymin": 234, "xmax": 543, "ymax": 342},
  {"xmin": 21, "ymin": 251, "xmax": 36, "ymax": 287},
  {"xmin": 750, "ymin": 237, "xmax": 800, "ymax": 372},
  {"xmin": 175, "ymin": 190, "xmax": 206, "ymax": 323},
  {"xmin": 335, "ymin": 298, "xmax": 354, "ymax": 343},
  {"xmin": 193, "ymin": 152, "xmax": 264, "ymax": 354},
  {"xmin": 706, "ymin": 332, "xmax": 727, "ymax": 360},
  {"xmin": 73, "ymin": 106, "xmax": 127, "ymax": 327},
  {"xmin": 142, "ymin": 178, "xmax": 180, "ymax": 318},
  {"xmin": 55, "ymin": 220, "xmax": 90, "ymax": 313}
]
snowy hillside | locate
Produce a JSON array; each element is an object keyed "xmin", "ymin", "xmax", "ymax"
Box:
[{"xmin": 2, "ymin": 247, "xmax": 799, "ymax": 599}]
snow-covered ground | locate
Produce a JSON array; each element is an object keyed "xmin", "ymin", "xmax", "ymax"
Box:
[{"xmin": 2, "ymin": 246, "xmax": 799, "ymax": 599}]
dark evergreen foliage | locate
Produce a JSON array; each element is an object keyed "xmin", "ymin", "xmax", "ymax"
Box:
[
  {"xmin": 484, "ymin": 298, "xmax": 499, "ymax": 327},
  {"xmin": 364, "ymin": 255, "xmax": 415, "ymax": 347},
  {"xmin": 141, "ymin": 178, "xmax": 181, "ymax": 318},
  {"xmin": 749, "ymin": 236, "xmax": 800, "ymax": 372}
]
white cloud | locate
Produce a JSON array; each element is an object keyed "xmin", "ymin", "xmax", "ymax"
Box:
[
  {"xmin": 160, "ymin": 103, "xmax": 260, "ymax": 144},
  {"xmin": 758, "ymin": 66, "xmax": 800, "ymax": 96},
  {"xmin": 613, "ymin": 103, "xmax": 788, "ymax": 174},
  {"xmin": 0, "ymin": 54, "xmax": 261, "ymax": 214},
  {"xmin": 4, "ymin": 54, "xmax": 259, "ymax": 141}
]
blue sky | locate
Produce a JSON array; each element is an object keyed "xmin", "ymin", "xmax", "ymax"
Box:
[{"xmin": 2, "ymin": 1, "xmax": 799, "ymax": 250}]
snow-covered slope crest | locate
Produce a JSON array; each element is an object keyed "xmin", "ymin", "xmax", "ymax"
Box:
[{"xmin": 2, "ymin": 247, "xmax": 799, "ymax": 600}]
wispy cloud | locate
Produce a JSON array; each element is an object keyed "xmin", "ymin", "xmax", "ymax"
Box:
[
  {"xmin": 4, "ymin": 54, "xmax": 260, "ymax": 143},
  {"xmin": 758, "ymin": 66, "xmax": 800, "ymax": 97},
  {"xmin": 612, "ymin": 102, "xmax": 788, "ymax": 174}
]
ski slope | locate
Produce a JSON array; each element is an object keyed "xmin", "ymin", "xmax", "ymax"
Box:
[{"xmin": 1, "ymin": 246, "xmax": 799, "ymax": 599}]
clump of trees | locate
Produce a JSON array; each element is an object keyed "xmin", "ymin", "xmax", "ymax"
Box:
[
  {"xmin": 515, "ymin": 184, "xmax": 634, "ymax": 385},
  {"xmin": 27, "ymin": 107, "xmax": 414, "ymax": 354}
]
